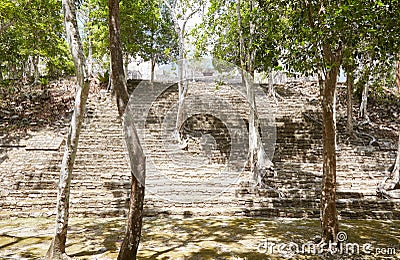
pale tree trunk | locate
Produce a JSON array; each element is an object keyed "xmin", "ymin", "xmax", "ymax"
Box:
[
  {"xmin": 392, "ymin": 132, "xmax": 400, "ymax": 188},
  {"xmin": 393, "ymin": 132, "xmax": 400, "ymax": 187},
  {"xmin": 33, "ymin": 56, "xmax": 40, "ymax": 84},
  {"xmin": 396, "ymin": 53, "xmax": 400, "ymax": 92},
  {"xmin": 109, "ymin": 0, "xmax": 146, "ymax": 259},
  {"xmin": 88, "ymin": 37, "xmax": 93, "ymax": 77},
  {"xmin": 237, "ymin": 0, "xmax": 246, "ymax": 86},
  {"xmin": 378, "ymin": 131, "xmax": 400, "ymax": 197},
  {"xmin": 163, "ymin": 0, "xmax": 198, "ymax": 142},
  {"xmin": 344, "ymin": 65, "xmax": 354, "ymax": 136},
  {"xmin": 0, "ymin": 64, "xmax": 3, "ymax": 80},
  {"xmin": 28, "ymin": 56, "xmax": 34, "ymax": 78},
  {"xmin": 320, "ymin": 44, "xmax": 342, "ymax": 243},
  {"xmin": 22, "ymin": 58, "xmax": 28, "ymax": 81},
  {"xmin": 359, "ymin": 82, "xmax": 369, "ymax": 121},
  {"xmin": 237, "ymin": 0, "xmax": 272, "ymax": 185},
  {"xmin": 46, "ymin": 0, "xmax": 90, "ymax": 258},
  {"xmin": 174, "ymin": 20, "xmax": 187, "ymax": 142},
  {"xmin": 267, "ymin": 69, "xmax": 280, "ymax": 103}
]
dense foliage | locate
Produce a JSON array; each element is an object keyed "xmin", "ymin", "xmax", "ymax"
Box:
[{"xmin": 0, "ymin": 0, "xmax": 74, "ymax": 80}]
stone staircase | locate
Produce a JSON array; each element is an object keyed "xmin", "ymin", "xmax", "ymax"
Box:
[
  {"xmin": 236, "ymin": 81, "xmax": 400, "ymax": 219},
  {"xmin": 0, "ymin": 79, "xmax": 399, "ymax": 219}
]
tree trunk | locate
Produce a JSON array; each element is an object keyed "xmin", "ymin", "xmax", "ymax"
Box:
[
  {"xmin": 237, "ymin": 0, "xmax": 271, "ymax": 184},
  {"xmin": 10, "ymin": 63, "xmax": 16, "ymax": 79},
  {"xmin": 237, "ymin": 0, "xmax": 246, "ymax": 85},
  {"xmin": 359, "ymin": 82, "xmax": 369, "ymax": 121},
  {"xmin": 46, "ymin": 0, "xmax": 90, "ymax": 258},
  {"xmin": 393, "ymin": 131, "xmax": 400, "ymax": 187},
  {"xmin": 174, "ymin": 27, "xmax": 187, "ymax": 142},
  {"xmin": 380, "ymin": 131, "xmax": 400, "ymax": 190},
  {"xmin": 107, "ymin": 60, "xmax": 113, "ymax": 92},
  {"xmin": 124, "ymin": 53, "xmax": 129, "ymax": 79},
  {"xmin": 150, "ymin": 54, "xmax": 156, "ymax": 83},
  {"xmin": 117, "ymin": 118, "xmax": 145, "ymax": 259},
  {"xmin": 163, "ymin": 1, "xmax": 200, "ymax": 142},
  {"xmin": 88, "ymin": 36, "xmax": 93, "ymax": 77},
  {"xmin": 33, "ymin": 56, "xmax": 40, "ymax": 84},
  {"xmin": 48, "ymin": 61, "xmax": 55, "ymax": 79},
  {"xmin": 164, "ymin": 1, "xmax": 196, "ymax": 142},
  {"xmin": 321, "ymin": 44, "xmax": 342, "ymax": 243},
  {"xmin": 109, "ymin": 0, "xmax": 146, "ymax": 258},
  {"xmin": 345, "ymin": 65, "xmax": 354, "ymax": 136},
  {"xmin": 109, "ymin": 0, "xmax": 128, "ymax": 115},
  {"xmin": 0, "ymin": 64, "xmax": 3, "ymax": 81},
  {"xmin": 396, "ymin": 53, "xmax": 400, "ymax": 92}
]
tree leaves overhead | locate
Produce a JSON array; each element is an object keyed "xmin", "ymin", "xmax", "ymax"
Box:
[
  {"xmin": 1, "ymin": 0, "xmax": 399, "ymax": 83},
  {"xmin": 277, "ymin": 0, "xmax": 400, "ymax": 77},
  {"xmin": 82, "ymin": 0, "xmax": 178, "ymax": 66},
  {"xmin": 0, "ymin": 0, "xmax": 71, "ymax": 78},
  {"xmin": 194, "ymin": 0, "xmax": 282, "ymax": 73}
]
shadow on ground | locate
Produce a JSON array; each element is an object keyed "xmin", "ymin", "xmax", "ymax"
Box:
[{"xmin": 0, "ymin": 217, "xmax": 399, "ymax": 259}]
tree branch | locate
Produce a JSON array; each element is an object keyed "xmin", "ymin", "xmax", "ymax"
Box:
[{"xmin": 0, "ymin": 20, "xmax": 16, "ymax": 35}]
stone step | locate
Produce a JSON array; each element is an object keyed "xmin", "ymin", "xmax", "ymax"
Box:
[{"xmin": 1, "ymin": 80, "xmax": 399, "ymax": 219}]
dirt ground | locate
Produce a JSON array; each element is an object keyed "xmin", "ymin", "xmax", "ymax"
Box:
[{"xmin": 0, "ymin": 216, "xmax": 399, "ymax": 259}]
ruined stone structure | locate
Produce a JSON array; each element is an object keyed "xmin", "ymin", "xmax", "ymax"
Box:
[{"xmin": 0, "ymin": 79, "xmax": 399, "ymax": 219}]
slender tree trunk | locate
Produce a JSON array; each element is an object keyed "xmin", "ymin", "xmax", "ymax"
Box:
[
  {"xmin": 109, "ymin": 0, "xmax": 146, "ymax": 258},
  {"xmin": 33, "ymin": 56, "xmax": 40, "ymax": 84},
  {"xmin": 163, "ymin": 1, "xmax": 200, "ymax": 142},
  {"xmin": 321, "ymin": 44, "xmax": 342, "ymax": 243},
  {"xmin": 48, "ymin": 62, "xmax": 54, "ymax": 79},
  {"xmin": 164, "ymin": 1, "xmax": 197, "ymax": 142},
  {"xmin": 0, "ymin": 64, "xmax": 3, "ymax": 81},
  {"xmin": 150, "ymin": 54, "xmax": 156, "ymax": 83},
  {"xmin": 345, "ymin": 65, "xmax": 354, "ymax": 136},
  {"xmin": 378, "ymin": 130, "xmax": 400, "ymax": 198},
  {"xmin": 247, "ymin": 0, "xmax": 258, "ymax": 174},
  {"xmin": 46, "ymin": 0, "xmax": 90, "ymax": 258},
  {"xmin": 359, "ymin": 82, "xmax": 369, "ymax": 120},
  {"xmin": 88, "ymin": 37, "xmax": 93, "ymax": 77},
  {"xmin": 393, "ymin": 131, "xmax": 400, "ymax": 187},
  {"xmin": 109, "ymin": 0, "xmax": 128, "ymax": 122},
  {"xmin": 174, "ymin": 27, "xmax": 187, "ymax": 142},
  {"xmin": 237, "ymin": 0, "xmax": 271, "ymax": 184},
  {"xmin": 107, "ymin": 60, "xmax": 113, "ymax": 92},
  {"xmin": 124, "ymin": 53, "xmax": 129, "ymax": 79},
  {"xmin": 237, "ymin": 0, "xmax": 246, "ymax": 86},
  {"xmin": 22, "ymin": 58, "xmax": 28, "ymax": 81},
  {"xmin": 13, "ymin": 63, "xmax": 18, "ymax": 79},
  {"xmin": 396, "ymin": 53, "xmax": 400, "ymax": 92}
]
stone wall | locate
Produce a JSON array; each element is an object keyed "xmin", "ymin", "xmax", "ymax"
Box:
[{"xmin": 0, "ymin": 79, "xmax": 399, "ymax": 219}]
